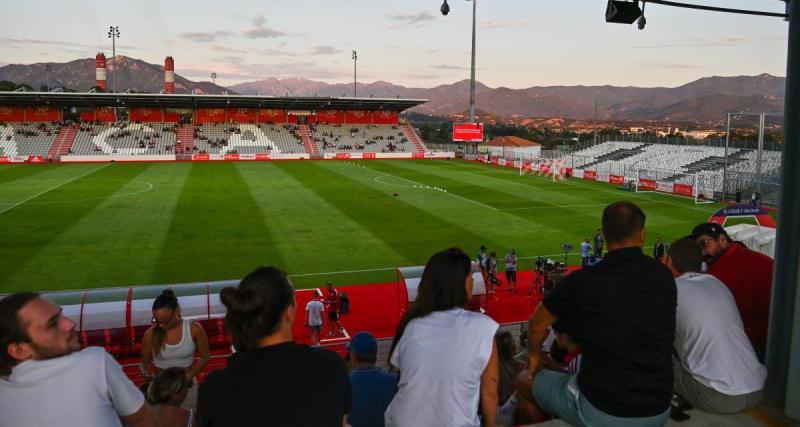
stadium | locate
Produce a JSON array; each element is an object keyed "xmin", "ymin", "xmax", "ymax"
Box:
[{"xmin": 0, "ymin": 1, "xmax": 799, "ymax": 426}]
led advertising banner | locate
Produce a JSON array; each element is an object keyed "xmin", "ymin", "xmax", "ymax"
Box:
[{"xmin": 452, "ymin": 123, "xmax": 484, "ymax": 142}]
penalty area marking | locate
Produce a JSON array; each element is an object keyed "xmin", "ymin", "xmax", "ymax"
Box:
[
  {"xmin": 499, "ymin": 201, "xmax": 660, "ymax": 211},
  {"xmin": 0, "ymin": 163, "xmax": 110, "ymax": 215},
  {"xmin": 373, "ymin": 175, "xmax": 414, "ymax": 188}
]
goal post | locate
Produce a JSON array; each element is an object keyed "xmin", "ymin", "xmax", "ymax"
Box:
[
  {"xmin": 519, "ymin": 157, "xmax": 566, "ymax": 182},
  {"xmin": 635, "ymin": 168, "xmax": 715, "ymax": 204}
]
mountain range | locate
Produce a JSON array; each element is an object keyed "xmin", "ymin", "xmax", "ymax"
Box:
[{"xmin": 0, "ymin": 56, "xmax": 785, "ymax": 124}]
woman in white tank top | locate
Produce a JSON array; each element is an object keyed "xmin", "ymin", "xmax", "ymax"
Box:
[{"xmin": 140, "ymin": 289, "xmax": 210, "ymax": 410}]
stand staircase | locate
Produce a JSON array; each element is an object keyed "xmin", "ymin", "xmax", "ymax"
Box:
[
  {"xmin": 298, "ymin": 125, "xmax": 319, "ymax": 155},
  {"xmin": 48, "ymin": 125, "xmax": 78, "ymax": 160},
  {"xmin": 402, "ymin": 124, "xmax": 426, "ymax": 153},
  {"xmin": 176, "ymin": 125, "xmax": 195, "ymax": 159}
]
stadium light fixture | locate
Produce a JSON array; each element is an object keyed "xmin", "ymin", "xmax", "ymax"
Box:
[
  {"xmin": 440, "ymin": 0, "xmax": 477, "ymax": 124},
  {"xmin": 44, "ymin": 64, "xmax": 51, "ymax": 92},
  {"xmin": 606, "ymin": 0, "xmax": 788, "ymax": 28},
  {"xmin": 440, "ymin": 0, "xmax": 450, "ymax": 15},
  {"xmin": 637, "ymin": 1, "xmax": 647, "ymax": 29},
  {"xmin": 352, "ymin": 50, "xmax": 358, "ymax": 97},
  {"xmin": 107, "ymin": 26, "xmax": 120, "ymax": 93}
]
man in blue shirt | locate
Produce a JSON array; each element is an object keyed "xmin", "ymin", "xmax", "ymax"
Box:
[
  {"xmin": 347, "ymin": 332, "xmax": 398, "ymax": 427},
  {"xmin": 580, "ymin": 238, "xmax": 592, "ymax": 267}
]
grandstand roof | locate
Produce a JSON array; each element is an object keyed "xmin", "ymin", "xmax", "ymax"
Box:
[
  {"xmin": 0, "ymin": 92, "xmax": 427, "ymax": 111},
  {"xmin": 485, "ymin": 136, "xmax": 540, "ymax": 147}
]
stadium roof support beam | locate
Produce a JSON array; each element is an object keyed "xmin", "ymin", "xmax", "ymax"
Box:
[{"xmin": 767, "ymin": 0, "xmax": 800, "ymax": 420}]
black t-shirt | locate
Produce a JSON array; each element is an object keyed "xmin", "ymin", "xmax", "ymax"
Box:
[
  {"xmin": 198, "ymin": 341, "xmax": 351, "ymax": 427},
  {"xmin": 543, "ymin": 247, "xmax": 676, "ymax": 418}
]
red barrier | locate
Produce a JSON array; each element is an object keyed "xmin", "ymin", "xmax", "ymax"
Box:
[
  {"xmin": 255, "ymin": 153, "xmax": 270, "ymax": 160},
  {"xmin": 25, "ymin": 106, "xmax": 61, "ymax": 122},
  {"xmin": 315, "ymin": 109, "xmax": 345, "ymax": 124},
  {"xmin": 372, "ymin": 110, "xmax": 399, "ymax": 125},
  {"xmin": 192, "ymin": 153, "xmax": 210, "ymax": 161},
  {"xmin": 0, "ymin": 156, "xmax": 10, "ymax": 163},
  {"xmin": 411, "ymin": 153, "xmax": 424, "ymax": 159},
  {"xmin": 130, "ymin": 107, "xmax": 163, "ymax": 123},
  {"xmin": 639, "ymin": 178, "xmax": 656, "ymax": 190},
  {"xmin": 0, "ymin": 106, "xmax": 24, "ymax": 122},
  {"xmin": 363, "ymin": 153, "xmax": 376, "ymax": 159},
  {"xmin": 27, "ymin": 155, "xmax": 44, "ymax": 163},
  {"xmin": 673, "ymin": 183, "xmax": 694, "ymax": 197},
  {"xmin": 258, "ymin": 109, "xmax": 288, "ymax": 123},
  {"xmin": 224, "ymin": 153, "xmax": 240, "ymax": 161},
  {"xmin": 335, "ymin": 153, "xmax": 351, "ymax": 159},
  {"xmin": 583, "ymin": 170, "xmax": 597, "ymax": 181},
  {"xmin": 196, "ymin": 108, "xmax": 226, "ymax": 124},
  {"xmin": 228, "ymin": 108, "xmax": 257, "ymax": 123},
  {"xmin": 609, "ymin": 175, "xmax": 625, "ymax": 185}
]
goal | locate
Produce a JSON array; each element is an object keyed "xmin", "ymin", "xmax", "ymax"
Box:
[
  {"xmin": 635, "ymin": 169, "xmax": 715, "ymax": 204},
  {"xmin": 519, "ymin": 157, "xmax": 567, "ymax": 182}
]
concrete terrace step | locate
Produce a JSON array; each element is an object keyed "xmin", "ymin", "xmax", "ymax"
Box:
[
  {"xmin": 402, "ymin": 124, "xmax": 426, "ymax": 153},
  {"xmin": 47, "ymin": 125, "xmax": 79, "ymax": 160},
  {"xmin": 298, "ymin": 125, "xmax": 319, "ymax": 154}
]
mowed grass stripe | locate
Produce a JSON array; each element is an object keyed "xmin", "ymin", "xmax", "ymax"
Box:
[
  {"xmin": 0, "ymin": 164, "xmax": 106, "ymax": 206},
  {"xmin": 2, "ymin": 163, "xmax": 192, "ymax": 291},
  {"xmin": 283, "ymin": 161, "xmax": 507, "ymax": 269},
  {"xmin": 0, "ymin": 163, "xmax": 150, "ymax": 292},
  {"xmin": 236, "ymin": 162, "xmax": 410, "ymax": 288},
  {"xmin": 0, "ymin": 164, "xmax": 60, "ymax": 186},
  {"xmin": 150, "ymin": 163, "xmax": 286, "ymax": 285}
]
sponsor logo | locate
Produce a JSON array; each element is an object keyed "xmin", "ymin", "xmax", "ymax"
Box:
[
  {"xmin": 363, "ymin": 153, "xmax": 376, "ymax": 159},
  {"xmin": 255, "ymin": 153, "xmax": 271, "ymax": 160},
  {"xmin": 583, "ymin": 170, "xmax": 597, "ymax": 181}
]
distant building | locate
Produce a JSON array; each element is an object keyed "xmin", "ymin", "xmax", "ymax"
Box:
[{"xmin": 483, "ymin": 136, "xmax": 541, "ymax": 158}]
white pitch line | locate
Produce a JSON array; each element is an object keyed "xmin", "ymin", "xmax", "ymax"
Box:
[
  {"xmin": 355, "ymin": 163, "xmax": 498, "ymax": 211},
  {"xmin": 500, "ymin": 201, "xmax": 659, "ymax": 211},
  {"xmin": 0, "ymin": 163, "xmax": 110, "ymax": 215}
]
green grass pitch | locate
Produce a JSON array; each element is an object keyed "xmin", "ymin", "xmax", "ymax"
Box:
[{"xmin": 0, "ymin": 160, "xmax": 723, "ymax": 293}]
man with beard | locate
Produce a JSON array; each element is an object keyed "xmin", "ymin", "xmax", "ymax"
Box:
[
  {"xmin": 0, "ymin": 292, "xmax": 155, "ymax": 427},
  {"xmin": 691, "ymin": 223, "xmax": 773, "ymax": 357}
]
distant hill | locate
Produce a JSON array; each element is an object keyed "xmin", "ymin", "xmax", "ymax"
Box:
[
  {"xmin": 0, "ymin": 56, "xmax": 784, "ymax": 124},
  {"xmin": 0, "ymin": 56, "xmax": 231, "ymax": 94},
  {"xmin": 230, "ymin": 74, "xmax": 785, "ymax": 124}
]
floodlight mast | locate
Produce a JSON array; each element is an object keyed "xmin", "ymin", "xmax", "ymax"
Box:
[{"xmin": 107, "ymin": 26, "xmax": 120, "ymax": 93}]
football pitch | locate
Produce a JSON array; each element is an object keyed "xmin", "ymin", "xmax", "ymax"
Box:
[{"xmin": 0, "ymin": 160, "xmax": 723, "ymax": 293}]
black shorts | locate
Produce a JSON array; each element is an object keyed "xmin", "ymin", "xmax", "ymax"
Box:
[
  {"xmin": 505, "ymin": 270, "xmax": 517, "ymax": 282},
  {"xmin": 328, "ymin": 310, "xmax": 339, "ymax": 321}
]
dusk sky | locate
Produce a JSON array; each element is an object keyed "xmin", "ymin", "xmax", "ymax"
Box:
[{"xmin": 0, "ymin": 0, "xmax": 789, "ymax": 88}]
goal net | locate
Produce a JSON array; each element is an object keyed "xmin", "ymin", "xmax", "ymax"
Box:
[
  {"xmin": 519, "ymin": 157, "xmax": 567, "ymax": 182},
  {"xmin": 635, "ymin": 169, "xmax": 715, "ymax": 204}
]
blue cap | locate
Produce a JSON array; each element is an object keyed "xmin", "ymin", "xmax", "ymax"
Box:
[{"xmin": 346, "ymin": 331, "xmax": 377, "ymax": 356}]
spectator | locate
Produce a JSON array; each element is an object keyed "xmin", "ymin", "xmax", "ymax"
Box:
[
  {"xmin": 653, "ymin": 238, "xmax": 666, "ymax": 263},
  {"xmin": 346, "ymin": 332, "xmax": 398, "ymax": 427},
  {"xmin": 667, "ymin": 238, "xmax": 766, "ymax": 414},
  {"xmin": 735, "ymin": 188, "xmax": 742, "ymax": 204},
  {"xmin": 147, "ymin": 367, "xmax": 197, "ymax": 427},
  {"xmin": 140, "ymin": 289, "xmax": 209, "ymax": 409},
  {"xmin": 691, "ymin": 222, "xmax": 773, "ymax": 356},
  {"xmin": 305, "ymin": 294, "xmax": 324, "ymax": 347},
  {"xmin": 339, "ymin": 292, "xmax": 350, "ymax": 316},
  {"xmin": 324, "ymin": 282, "xmax": 344, "ymax": 337},
  {"xmin": 197, "ymin": 267, "xmax": 350, "ymax": 427},
  {"xmin": 580, "ymin": 238, "xmax": 592, "ymax": 267},
  {"xmin": 0, "ymin": 292, "xmax": 156, "ymax": 427},
  {"xmin": 593, "ymin": 229, "xmax": 604, "ymax": 259},
  {"xmin": 505, "ymin": 249, "xmax": 518, "ymax": 293},
  {"xmin": 550, "ymin": 320, "xmax": 582, "ymax": 376},
  {"xmin": 477, "ymin": 245, "xmax": 488, "ymax": 285},
  {"xmin": 516, "ymin": 201, "xmax": 675, "ymax": 426},
  {"xmin": 496, "ymin": 331, "xmax": 524, "ymax": 405},
  {"xmin": 385, "ymin": 248, "xmax": 499, "ymax": 427},
  {"xmin": 486, "ymin": 251, "xmax": 501, "ymax": 291}
]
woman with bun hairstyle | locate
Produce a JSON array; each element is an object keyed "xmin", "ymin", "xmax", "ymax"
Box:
[
  {"xmin": 385, "ymin": 247, "xmax": 500, "ymax": 427},
  {"xmin": 197, "ymin": 266, "xmax": 351, "ymax": 427},
  {"xmin": 141, "ymin": 289, "xmax": 210, "ymax": 409}
]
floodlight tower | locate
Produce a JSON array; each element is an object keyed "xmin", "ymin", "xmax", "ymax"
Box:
[
  {"xmin": 107, "ymin": 26, "xmax": 120, "ymax": 93},
  {"xmin": 352, "ymin": 50, "xmax": 358, "ymax": 97}
]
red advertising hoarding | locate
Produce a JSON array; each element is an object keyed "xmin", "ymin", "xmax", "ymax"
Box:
[
  {"xmin": 224, "ymin": 153, "xmax": 240, "ymax": 161},
  {"xmin": 255, "ymin": 153, "xmax": 271, "ymax": 160},
  {"xmin": 412, "ymin": 153, "xmax": 425, "ymax": 159},
  {"xmin": 452, "ymin": 123, "xmax": 484, "ymax": 142},
  {"xmin": 362, "ymin": 153, "xmax": 376, "ymax": 159},
  {"xmin": 258, "ymin": 109, "xmax": 287, "ymax": 123},
  {"xmin": 583, "ymin": 170, "xmax": 597, "ymax": 181},
  {"xmin": 26, "ymin": 106, "xmax": 60, "ymax": 122},
  {"xmin": 228, "ymin": 108, "xmax": 257, "ymax": 124},
  {"xmin": 96, "ymin": 107, "xmax": 117, "ymax": 122},
  {"xmin": 196, "ymin": 108, "xmax": 226, "ymax": 124},
  {"xmin": 192, "ymin": 154, "xmax": 210, "ymax": 161},
  {"xmin": 372, "ymin": 110, "xmax": 399, "ymax": 125},
  {"xmin": 345, "ymin": 110, "xmax": 371, "ymax": 124},
  {"xmin": 315, "ymin": 109, "xmax": 345, "ymax": 124},
  {"xmin": 0, "ymin": 106, "xmax": 24, "ymax": 122},
  {"xmin": 609, "ymin": 175, "xmax": 625, "ymax": 185},
  {"xmin": 130, "ymin": 107, "xmax": 163, "ymax": 123},
  {"xmin": 639, "ymin": 178, "xmax": 656, "ymax": 190},
  {"xmin": 673, "ymin": 183, "xmax": 695, "ymax": 197}
]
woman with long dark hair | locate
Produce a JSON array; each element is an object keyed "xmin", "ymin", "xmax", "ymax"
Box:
[
  {"xmin": 147, "ymin": 367, "xmax": 197, "ymax": 427},
  {"xmin": 140, "ymin": 289, "xmax": 209, "ymax": 409},
  {"xmin": 197, "ymin": 267, "xmax": 350, "ymax": 427},
  {"xmin": 385, "ymin": 248, "xmax": 499, "ymax": 427}
]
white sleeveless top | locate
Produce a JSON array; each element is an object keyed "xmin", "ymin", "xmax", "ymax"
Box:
[{"xmin": 153, "ymin": 319, "xmax": 196, "ymax": 369}]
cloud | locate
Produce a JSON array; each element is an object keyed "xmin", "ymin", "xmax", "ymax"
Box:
[
  {"xmin": 386, "ymin": 11, "xmax": 437, "ymax": 28},
  {"xmin": 242, "ymin": 27, "xmax": 284, "ymax": 39},
  {"xmin": 480, "ymin": 20, "xmax": 529, "ymax": 30},
  {"xmin": 260, "ymin": 48, "xmax": 297, "ymax": 57},
  {"xmin": 179, "ymin": 31, "xmax": 233, "ymax": 43},
  {"xmin": 1, "ymin": 37, "xmax": 138, "ymax": 51},
  {"xmin": 311, "ymin": 46, "xmax": 342, "ymax": 55},
  {"xmin": 210, "ymin": 45, "xmax": 247, "ymax": 54},
  {"xmin": 179, "ymin": 60, "xmax": 351, "ymax": 84},
  {"xmin": 431, "ymin": 63, "xmax": 469, "ymax": 71},
  {"xmin": 632, "ymin": 37, "xmax": 750, "ymax": 49},
  {"xmin": 652, "ymin": 63, "xmax": 704, "ymax": 70},
  {"xmin": 253, "ymin": 14, "xmax": 266, "ymax": 27}
]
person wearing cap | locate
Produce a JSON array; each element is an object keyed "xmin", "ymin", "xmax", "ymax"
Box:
[
  {"xmin": 691, "ymin": 222, "xmax": 773, "ymax": 356},
  {"xmin": 346, "ymin": 332, "xmax": 398, "ymax": 427}
]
